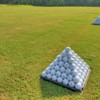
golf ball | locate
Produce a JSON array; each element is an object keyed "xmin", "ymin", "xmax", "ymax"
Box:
[
  {"xmin": 72, "ymin": 69, "xmax": 78, "ymax": 76},
  {"xmin": 54, "ymin": 59, "xmax": 58, "ymax": 66},
  {"xmin": 73, "ymin": 76, "xmax": 80, "ymax": 83},
  {"xmin": 56, "ymin": 71, "xmax": 61, "ymax": 77},
  {"xmin": 61, "ymin": 73, "xmax": 67, "ymax": 79},
  {"xmin": 59, "ymin": 61, "xmax": 64, "ymax": 67},
  {"xmin": 60, "ymin": 67, "xmax": 65, "ymax": 73},
  {"xmin": 69, "ymin": 57, "xmax": 74, "ymax": 63},
  {"xmin": 57, "ymin": 77, "xmax": 63, "ymax": 83},
  {"xmin": 71, "ymin": 50, "xmax": 75, "ymax": 54},
  {"xmin": 67, "ymin": 74, "xmax": 73, "ymax": 81},
  {"xmin": 62, "ymin": 57, "xmax": 68, "ymax": 63},
  {"xmin": 67, "ymin": 52, "xmax": 73, "ymax": 58},
  {"xmin": 64, "ymin": 63, "xmax": 69, "ymax": 68},
  {"xmin": 55, "ymin": 65, "xmax": 59, "ymax": 71},
  {"xmin": 42, "ymin": 71, "xmax": 47, "ymax": 77},
  {"xmin": 61, "ymin": 51, "xmax": 66, "ymax": 57},
  {"xmin": 65, "ymin": 47, "xmax": 71, "ymax": 52},
  {"xmin": 57, "ymin": 55, "xmax": 62, "ymax": 61},
  {"xmin": 47, "ymin": 74, "xmax": 52, "ymax": 79},
  {"xmin": 52, "ymin": 75, "xmax": 57, "ymax": 81},
  {"xmin": 75, "ymin": 82, "xmax": 82, "ymax": 90},
  {"xmin": 71, "ymin": 63, "xmax": 76, "ymax": 70},
  {"xmin": 65, "ymin": 69, "xmax": 71, "ymax": 74},
  {"xmin": 80, "ymin": 79, "xmax": 84, "ymax": 84},
  {"xmin": 49, "ymin": 63, "xmax": 55, "ymax": 69},
  {"xmin": 51, "ymin": 69, "xmax": 56, "ymax": 75},
  {"xmin": 63, "ymin": 79, "xmax": 68, "ymax": 85},
  {"xmin": 77, "ymin": 72, "xmax": 82, "ymax": 77},
  {"xmin": 46, "ymin": 68, "xmax": 51, "ymax": 74},
  {"xmin": 69, "ymin": 81, "xmax": 75, "ymax": 87}
]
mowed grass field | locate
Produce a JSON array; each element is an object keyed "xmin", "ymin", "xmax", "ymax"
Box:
[{"xmin": 0, "ymin": 5, "xmax": 100, "ymax": 100}]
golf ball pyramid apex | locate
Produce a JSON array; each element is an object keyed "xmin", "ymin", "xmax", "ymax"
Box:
[{"xmin": 41, "ymin": 47, "xmax": 91, "ymax": 92}]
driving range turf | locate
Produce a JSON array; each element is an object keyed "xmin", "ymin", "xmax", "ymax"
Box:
[{"xmin": 0, "ymin": 5, "xmax": 100, "ymax": 100}]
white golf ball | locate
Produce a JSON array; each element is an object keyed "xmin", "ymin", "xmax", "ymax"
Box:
[
  {"xmin": 72, "ymin": 69, "xmax": 78, "ymax": 76},
  {"xmin": 64, "ymin": 63, "xmax": 69, "ymax": 68},
  {"xmin": 81, "ymin": 67, "xmax": 85, "ymax": 71},
  {"xmin": 71, "ymin": 63, "xmax": 76, "ymax": 70},
  {"xmin": 71, "ymin": 50, "xmax": 75, "ymax": 54},
  {"xmin": 63, "ymin": 79, "xmax": 68, "ymax": 85},
  {"xmin": 74, "ymin": 61, "xmax": 78, "ymax": 65},
  {"xmin": 75, "ymin": 82, "xmax": 82, "ymax": 90},
  {"xmin": 82, "ymin": 72, "xmax": 86, "ymax": 77},
  {"xmin": 62, "ymin": 57, "xmax": 68, "ymax": 63},
  {"xmin": 72, "ymin": 55, "xmax": 76, "ymax": 59},
  {"xmin": 49, "ymin": 63, "xmax": 55, "ymax": 69},
  {"xmin": 46, "ymin": 68, "xmax": 51, "ymax": 74},
  {"xmin": 73, "ymin": 76, "xmax": 80, "ymax": 83},
  {"xmin": 47, "ymin": 74, "xmax": 52, "ymax": 79},
  {"xmin": 52, "ymin": 75, "xmax": 57, "ymax": 81},
  {"xmin": 56, "ymin": 71, "xmax": 61, "ymax": 77},
  {"xmin": 77, "ymin": 63, "xmax": 81, "ymax": 68},
  {"xmin": 69, "ymin": 81, "xmax": 75, "ymax": 87},
  {"xmin": 80, "ymin": 79, "xmax": 84, "ymax": 84},
  {"xmin": 79, "ymin": 61, "xmax": 83, "ymax": 65},
  {"xmin": 67, "ymin": 52, "xmax": 73, "ymax": 58},
  {"xmin": 81, "ymin": 75, "xmax": 85, "ymax": 80},
  {"xmin": 69, "ymin": 57, "xmax": 74, "ymax": 63},
  {"xmin": 54, "ymin": 59, "xmax": 58, "ymax": 66},
  {"xmin": 79, "ymin": 69, "xmax": 84, "ymax": 75},
  {"xmin": 81, "ymin": 59, "xmax": 84, "ymax": 63},
  {"xmin": 61, "ymin": 73, "xmax": 67, "ymax": 79},
  {"xmin": 57, "ymin": 77, "xmax": 63, "ymax": 83},
  {"xmin": 42, "ymin": 71, "xmax": 47, "ymax": 77},
  {"xmin": 67, "ymin": 74, "xmax": 73, "ymax": 81},
  {"xmin": 55, "ymin": 65, "xmax": 59, "ymax": 71},
  {"xmin": 65, "ymin": 47, "xmax": 71, "ymax": 52},
  {"xmin": 77, "ymin": 72, "xmax": 82, "ymax": 77},
  {"xmin": 84, "ymin": 68, "xmax": 88, "ymax": 73},
  {"xmin": 57, "ymin": 55, "xmax": 62, "ymax": 61},
  {"xmin": 74, "ymin": 53, "xmax": 78, "ymax": 57},
  {"xmin": 65, "ymin": 69, "xmax": 71, "ymax": 74},
  {"xmin": 60, "ymin": 67, "xmax": 65, "ymax": 73},
  {"xmin": 61, "ymin": 51, "xmax": 66, "ymax": 57},
  {"xmin": 51, "ymin": 69, "xmax": 56, "ymax": 75},
  {"xmin": 59, "ymin": 61, "xmax": 64, "ymax": 67}
]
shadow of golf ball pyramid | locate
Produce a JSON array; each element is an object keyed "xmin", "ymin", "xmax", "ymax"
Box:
[{"xmin": 41, "ymin": 47, "xmax": 91, "ymax": 92}]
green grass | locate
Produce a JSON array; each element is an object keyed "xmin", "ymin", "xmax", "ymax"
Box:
[{"xmin": 0, "ymin": 5, "xmax": 100, "ymax": 100}]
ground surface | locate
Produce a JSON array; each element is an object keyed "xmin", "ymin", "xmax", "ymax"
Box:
[{"xmin": 0, "ymin": 5, "xmax": 100, "ymax": 100}]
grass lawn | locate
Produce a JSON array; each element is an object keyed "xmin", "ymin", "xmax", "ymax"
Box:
[{"xmin": 0, "ymin": 5, "xmax": 100, "ymax": 100}]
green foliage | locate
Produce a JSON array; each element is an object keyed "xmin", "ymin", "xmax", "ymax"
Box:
[{"xmin": 0, "ymin": 0, "xmax": 100, "ymax": 6}]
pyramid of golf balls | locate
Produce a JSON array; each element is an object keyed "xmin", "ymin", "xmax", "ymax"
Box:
[{"xmin": 41, "ymin": 47, "xmax": 90, "ymax": 91}]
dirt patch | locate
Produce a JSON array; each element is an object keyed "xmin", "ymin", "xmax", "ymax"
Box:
[{"xmin": 0, "ymin": 93, "xmax": 10, "ymax": 100}]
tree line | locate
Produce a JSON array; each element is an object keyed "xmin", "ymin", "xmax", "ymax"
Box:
[{"xmin": 0, "ymin": 0, "xmax": 100, "ymax": 6}]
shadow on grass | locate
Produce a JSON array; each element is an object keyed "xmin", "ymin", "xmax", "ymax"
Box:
[{"xmin": 39, "ymin": 79, "xmax": 79, "ymax": 98}]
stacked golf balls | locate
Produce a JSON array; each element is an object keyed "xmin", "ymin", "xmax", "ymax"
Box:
[{"xmin": 41, "ymin": 47, "xmax": 90, "ymax": 91}]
